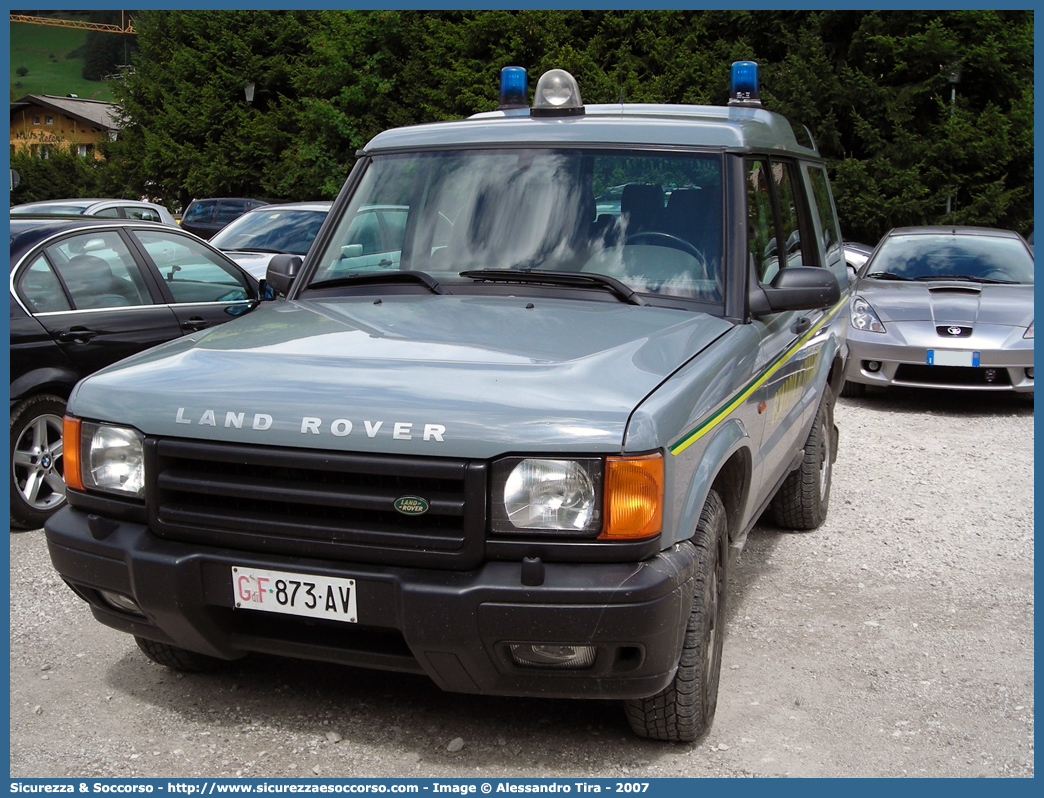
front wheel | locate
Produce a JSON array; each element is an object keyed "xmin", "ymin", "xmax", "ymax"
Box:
[
  {"xmin": 624, "ymin": 490, "xmax": 727, "ymax": 742},
  {"xmin": 11, "ymin": 394, "xmax": 67, "ymax": 530},
  {"xmin": 839, "ymin": 379, "xmax": 865, "ymax": 398},
  {"xmin": 771, "ymin": 385, "xmax": 835, "ymax": 529}
]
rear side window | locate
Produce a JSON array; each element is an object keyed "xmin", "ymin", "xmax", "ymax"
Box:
[
  {"xmin": 46, "ymin": 232, "xmax": 152, "ymax": 310},
  {"xmin": 17, "ymin": 255, "xmax": 72, "ymax": 313},
  {"xmin": 125, "ymin": 206, "xmax": 161, "ymax": 223},
  {"xmin": 805, "ymin": 165, "xmax": 844, "ymax": 271}
]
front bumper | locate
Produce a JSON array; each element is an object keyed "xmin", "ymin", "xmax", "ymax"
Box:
[
  {"xmin": 843, "ymin": 327, "xmax": 1034, "ymax": 392},
  {"xmin": 45, "ymin": 507, "xmax": 697, "ymax": 700}
]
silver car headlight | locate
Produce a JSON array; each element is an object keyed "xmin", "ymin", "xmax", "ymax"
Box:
[
  {"xmin": 851, "ymin": 296, "xmax": 886, "ymax": 333},
  {"xmin": 1025, "ymin": 320, "xmax": 1034, "ymax": 339},
  {"xmin": 491, "ymin": 457, "xmax": 603, "ymax": 536},
  {"xmin": 81, "ymin": 422, "xmax": 146, "ymax": 498}
]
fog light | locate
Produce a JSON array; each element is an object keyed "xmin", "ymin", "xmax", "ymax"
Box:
[
  {"xmin": 1026, "ymin": 368, "xmax": 1033, "ymax": 380},
  {"xmin": 99, "ymin": 590, "xmax": 144, "ymax": 615},
  {"xmin": 509, "ymin": 643, "xmax": 596, "ymax": 669},
  {"xmin": 865, "ymin": 361, "xmax": 881, "ymax": 373}
]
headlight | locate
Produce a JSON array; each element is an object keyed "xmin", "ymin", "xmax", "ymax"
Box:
[
  {"xmin": 851, "ymin": 296, "xmax": 886, "ymax": 333},
  {"xmin": 492, "ymin": 458, "xmax": 603, "ymax": 536},
  {"xmin": 1025, "ymin": 320, "xmax": 1034, "ymax": 339},
  {"xmin": 80, "ymin": 422, "xmax": 145, "ymax": 498},
  {"xmin": 490, "ymin": 453, "xmax": 663, "ymax": 540}
]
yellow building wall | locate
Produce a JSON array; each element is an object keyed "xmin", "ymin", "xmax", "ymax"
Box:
[{"xmin": 10, "ymin": 104, "xmax": 110, "ymax": 159}]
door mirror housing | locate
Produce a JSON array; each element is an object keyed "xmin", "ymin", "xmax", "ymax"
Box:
[
  {"xmin": 266, "ymin": 254, "xmax": 303, "ymax": 296},
  {"xmin": 751, "ymin": 266, "xmax": 841, "ymax": 316}
]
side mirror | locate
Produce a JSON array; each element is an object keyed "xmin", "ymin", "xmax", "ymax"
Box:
[
  {"xmin": 751, "ymin": 266, "xmax": 841, "ymax": 315},
  {"xmin": 266, "ymin": 254, "xmax": 303, "ymax": 296}
]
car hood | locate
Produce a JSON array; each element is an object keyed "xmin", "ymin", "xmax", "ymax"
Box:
[
  {"xmin": 857, "ymin": 280, "xmax": 1034, "ymax": 328},
  {"xmin": 70, "ymin": 295, "xmax": 733, "ymax": 459}
]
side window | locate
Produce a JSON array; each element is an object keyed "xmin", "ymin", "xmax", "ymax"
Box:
[
  {"xmin": 805, "ymin": 165, "xmax": 844, "ymax": 271},
  {"xmin": 133, "ymin": 230, "xmax": 251, "ymax": 304},
  {"xmin": 125, "ymin": 206, "xmax": 161, "ymax": 223},
  {"xmin": 17, "ymin": 255, "xmax": 72, "ymax": 313},
  {"xmin": 93, "ymin": 207, "xmax": 122, "ymax": 218},
  {"xmin": 215, "ymin": 200, "xmax": 250, "ymax": 225},
  {"xmin": 747, "ymin": 158, "xmax": 806, "ymax": 284},
  {"xmin": 47, "ymin": 232, "xmax": 152, "ymax": 309},
  {"xmin": 747, "ymin": 160, "xmax": 779, "ymax": 283},
  {"xmin": 772, "ymin": 161, "xmax": 805, "ymax": 270},
  {"xmin": 182, "ymin": 201, "xmax": 215, "ymax": 224}
]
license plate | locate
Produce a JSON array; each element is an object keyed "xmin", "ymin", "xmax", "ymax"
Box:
[
  {"xmin": 232, "ymin": 566, "xmax": 358, "ymax": 623},
  {"xmin": 927, "ymin": 349, "xmax": 980, "ymax": 367}
]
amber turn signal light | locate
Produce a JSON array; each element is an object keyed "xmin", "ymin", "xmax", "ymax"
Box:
[
  {"xmin": 63, "ymin": 416, "xmax": 84, "ymax": 492},
  {"xmin": 600, "ymin": 453, "xmax": 663, "ymax": 540}
]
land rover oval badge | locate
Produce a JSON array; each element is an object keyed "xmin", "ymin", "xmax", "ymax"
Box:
[{"xmin": 394, "ymin": 496, "xmax": 429, "ymax": 516}]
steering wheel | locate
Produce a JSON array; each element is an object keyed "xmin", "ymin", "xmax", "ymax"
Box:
[{"xmin": 624, "ymin": 232, "xmax": 702, "ymax": 260}]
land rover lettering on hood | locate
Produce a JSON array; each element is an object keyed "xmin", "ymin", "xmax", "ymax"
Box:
[{"xmin": 45, "ymin": 62, "xmax": 849, "ymax": 742}]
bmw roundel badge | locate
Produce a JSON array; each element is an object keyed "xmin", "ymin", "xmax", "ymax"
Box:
[{"xmin": 394, "ymin": 496, "xmax": 430, "ymax": 516}]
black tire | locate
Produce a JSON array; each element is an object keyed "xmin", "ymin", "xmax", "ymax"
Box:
[
  {"xmin": 771, "ymin": 385, "xmax": 835, "ymax": 529},
  {"xmin": 624, "ymin": 490, "xmax": 727, "ymax": 742},
  {"xmin": 11, "ymin": 394, "xmax": 68, "ymax": 530},
  {"xmin": 839, "ymin": 379, "xmax": 865, "ymax": 398},
  {"xmin": 135, "ymin": 637, "xmax": 228, "ymax": 672}
]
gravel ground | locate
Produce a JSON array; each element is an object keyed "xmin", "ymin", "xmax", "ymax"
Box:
[{"xmin": 9, "ymin": 388, "xmax": 1034, "ymax": 779}]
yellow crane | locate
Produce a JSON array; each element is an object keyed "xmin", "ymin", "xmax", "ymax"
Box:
[{"xmin": 10, "ymin": 12, "xmax": 136, "ymax": 34}]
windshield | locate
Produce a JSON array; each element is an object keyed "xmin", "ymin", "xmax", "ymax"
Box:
[
  {"xmin": 307, "ymin": 149, "xmax": 724, "ymax": 303},
  {"xmin": 210, "ymin": 208, "xmax": 329, "ymax": 255},
  {"xmin": 866, "ymin": 233, "xmax": 1034, "ymax": 284}
]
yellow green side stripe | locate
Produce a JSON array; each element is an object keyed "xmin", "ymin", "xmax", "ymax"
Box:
[{"xmin": 669, "ymin": 298, "xmax": 847, "ymax": 455}]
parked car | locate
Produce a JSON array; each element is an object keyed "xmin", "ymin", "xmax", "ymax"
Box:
[
  {"xmin": 10, "ymin": 215, "xmax": 268, "ymax": 529},
  {"xmin": 209, "ymin": 201, "xmax": 332, "ymax": 280},
  {"xmin": 11, "ymin": 198, "xmax": 177, "ymax": 226},
  {"xmin": 179, "ymin": 197, "xmax": 271, "ymax": 240},
  {"xmin": 841, "ymin": 226, "xmax": 1034, "ymax": 397}
]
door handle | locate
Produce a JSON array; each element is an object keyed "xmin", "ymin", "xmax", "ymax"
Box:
[
  {"xmin": 181, "ymin": 317, "xmax": 210, "ymax": 331},
  {"xmin": 791, "ymin": 316, "xmax": 812, "ymax": 335},
  {"xmin": 57, "ymin": 327, "xmax": 98, "ymax": 343}
]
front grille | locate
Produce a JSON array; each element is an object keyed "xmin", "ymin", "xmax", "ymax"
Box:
[
  {"xmin": 147, "ymin": 439, "xmax": 487, "ymax": 569},
  {"xmin": 895, "ymin": 364, "xmax": 1012, "ymax": 387}
]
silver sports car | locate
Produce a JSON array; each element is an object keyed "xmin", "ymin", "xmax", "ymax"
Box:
[{"xmin": 841, "ymin": 226, "xmax": 1033, "ymax": 397}]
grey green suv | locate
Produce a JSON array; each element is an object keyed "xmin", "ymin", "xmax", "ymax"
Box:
[{"xmin": 45, "ymin": 63, "xmax": 849, "ymax": 741}]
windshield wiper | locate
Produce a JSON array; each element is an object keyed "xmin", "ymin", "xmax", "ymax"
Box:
[
  {"xmin": 912, "ymin": 274, "xmax": 1019, "ymax": 284},
  {"xmin": 460, "ymin": 269, "xmax": 647, "ymax": 306},
  {"xmin": 865, "ymin": 271, "xmax": 912, "ymax": 281},
  {"xmin": 228, "ymin": 247, "xmax": 285, "ymax": 254},
  {"xmin": 308, "ymin": 270, "xmax": 447, "ymax": 294}
]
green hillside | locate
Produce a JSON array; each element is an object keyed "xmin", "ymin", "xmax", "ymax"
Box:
[{"xmin": 10, "ymin": 20, "xmax": 116, "ymax": 102}]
